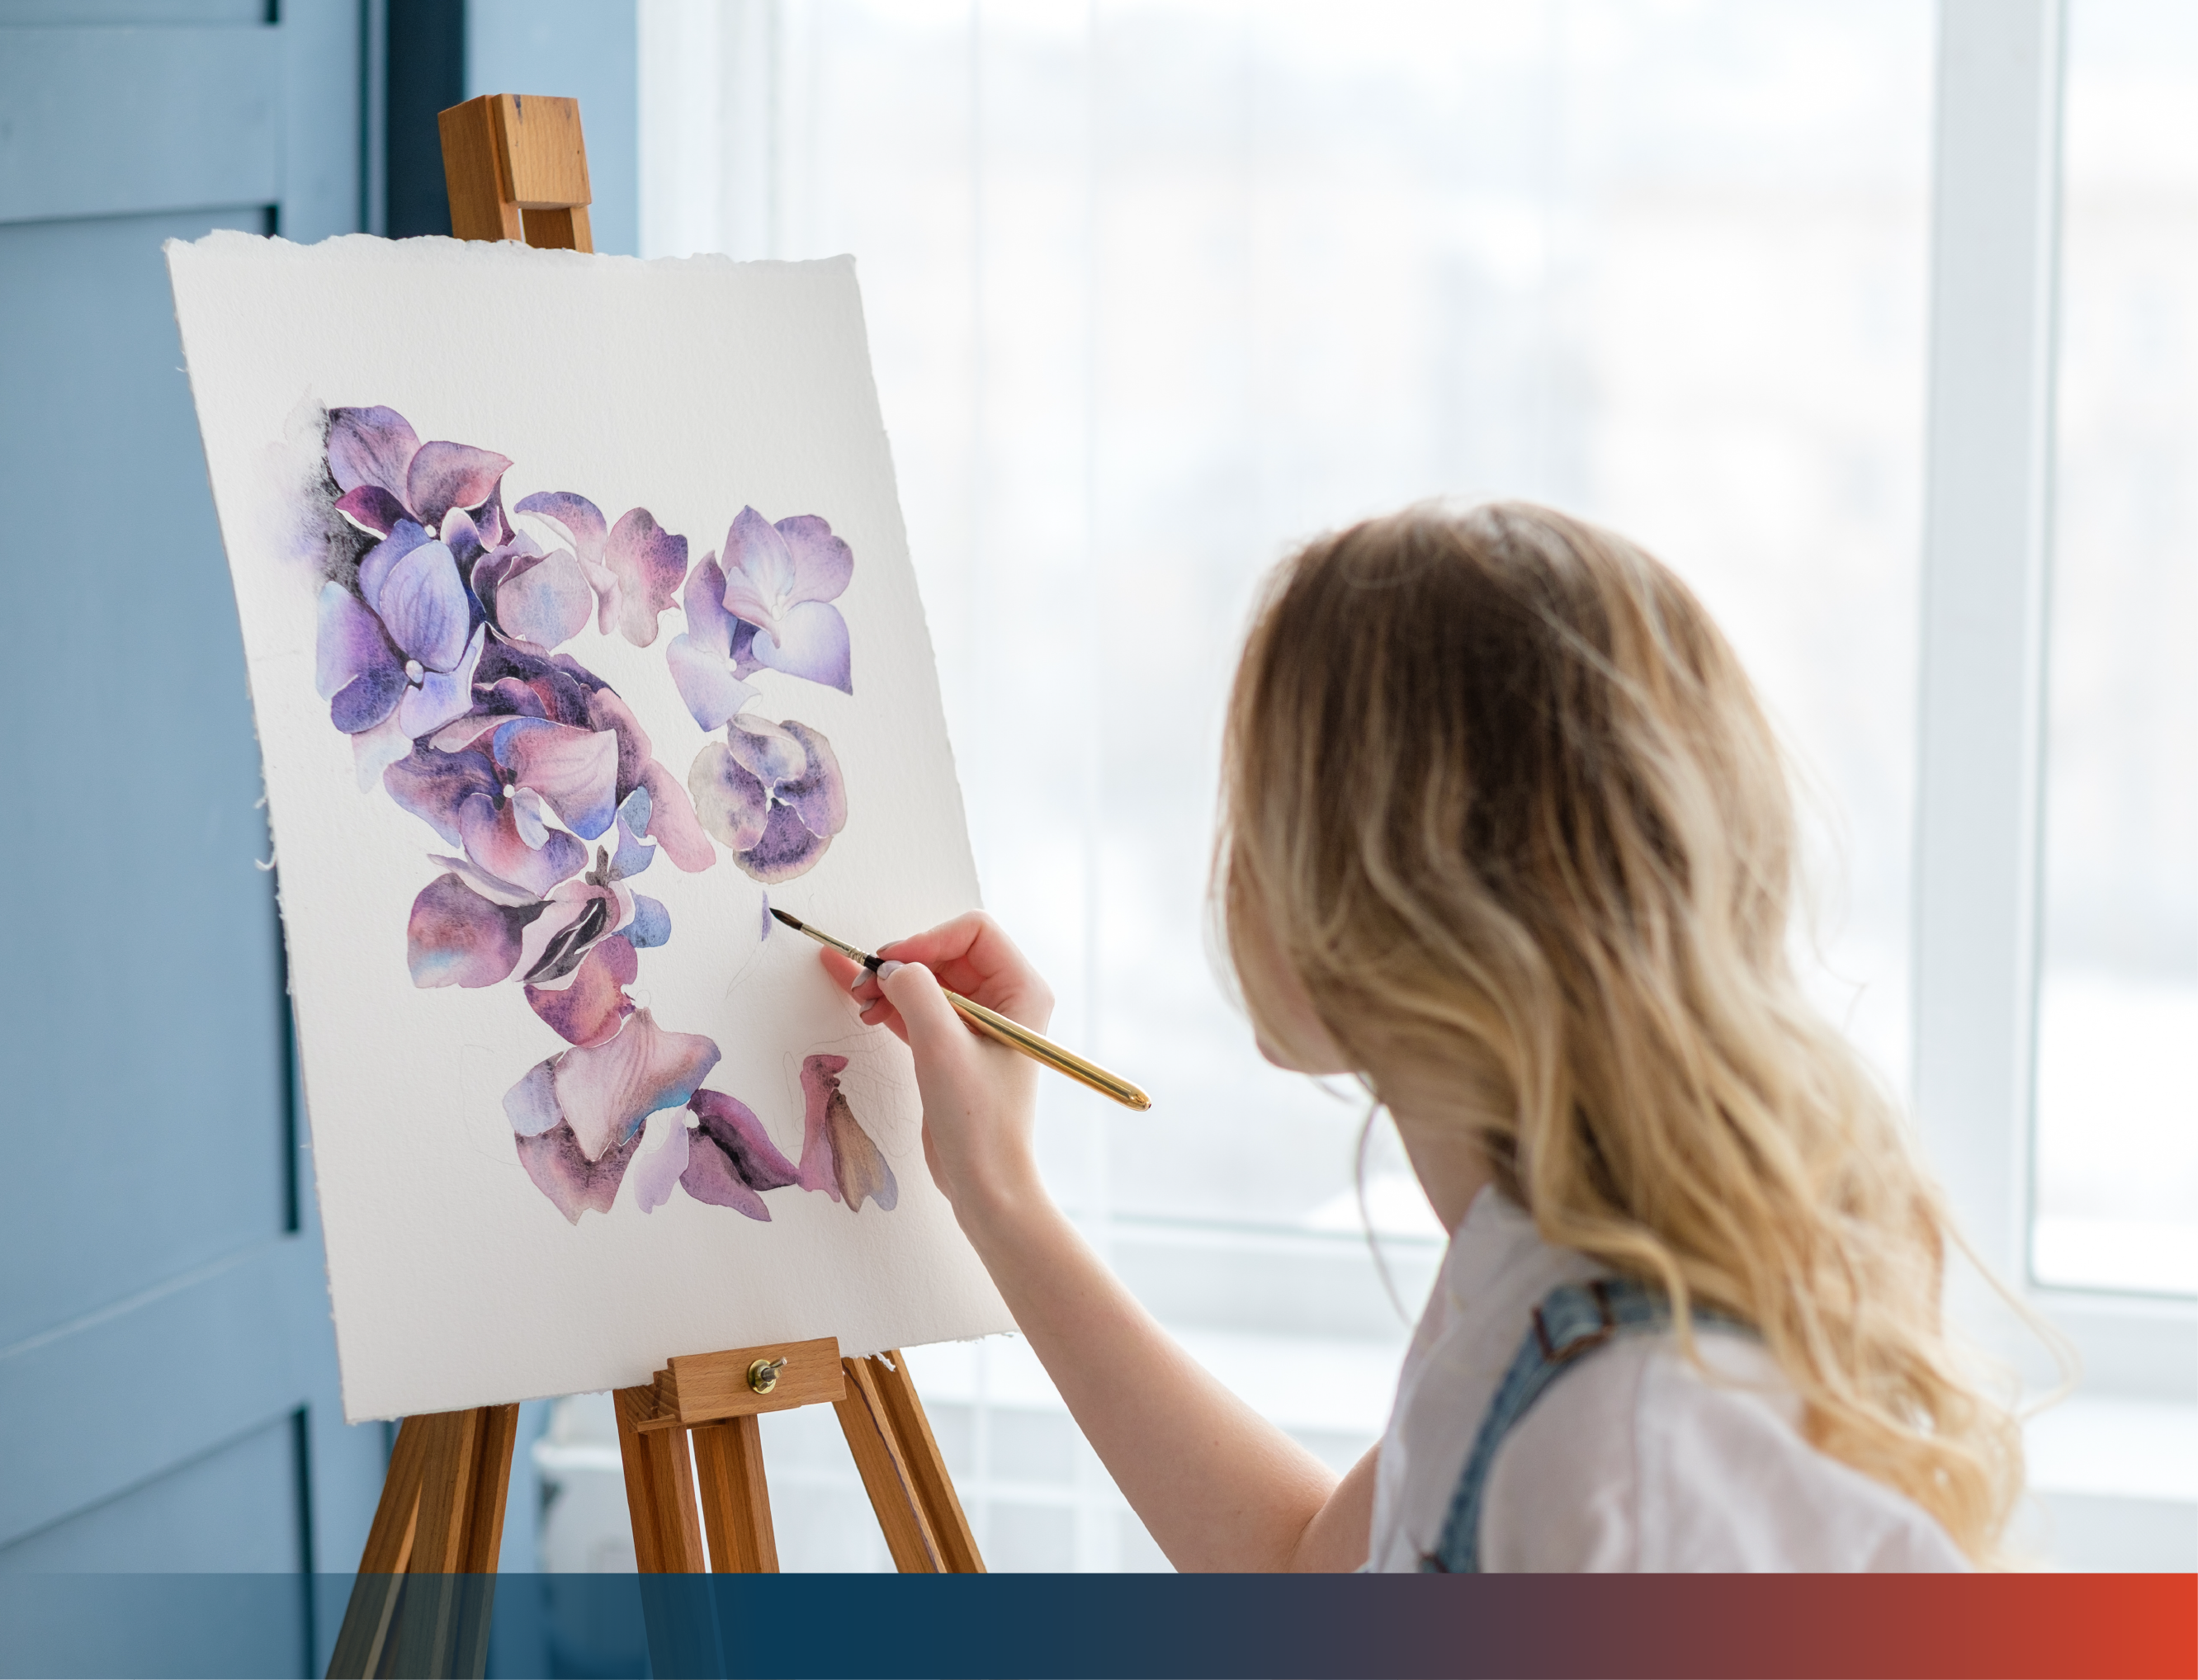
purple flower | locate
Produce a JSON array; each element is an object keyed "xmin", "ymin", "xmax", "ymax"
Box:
[
  {"xmin": 328, "ymin": 405, "xmax": 514, "ymax": 545},
  {"xmin": 472, "ymin": 531, "xmax": 594, "ymax": 651},
  {"xmin": 713, "ymin": 507, "xmax": 853, "ymax": 694},
  {"xmin": 513, "ymin": 492, "xmax": 689, "ymax": 648},
  {"xmin": 680, "ymin": 1090, "xmax": 802, "ymax": 1220},
  {"xmin": 504, "ymin": 1009, "xmax": 723, "ymax": 1222},
  {"xmin": 664, "ymin": 552, "xmax": 759, "ymax": 730},
  {"xmin": 314, "ymin": 520, "xmax": 487, "ymax": 739},
  {"xmin": 525, "ymin": 933, "xmax": 638, "ymax": 1048},
  {"xmin": 688, "ymin": 713, "xmax": 848, "ymax": 884},
  {"xmin": 793, "ymin": 1055, "xmax": 896, "ymax": 1212}
]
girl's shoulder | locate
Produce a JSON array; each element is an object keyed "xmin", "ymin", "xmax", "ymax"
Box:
[{"xmin": 1478, "ymin": 1328, "xmax": 1969, "ymax": 1572}]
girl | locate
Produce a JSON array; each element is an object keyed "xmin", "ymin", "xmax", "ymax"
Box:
[{"xmin": 825, "ymin": 502, "xmax": 2021, "ymax": 1571}]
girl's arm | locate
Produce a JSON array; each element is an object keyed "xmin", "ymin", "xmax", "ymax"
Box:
[{"xmin": 825, "ymin": 913, "xmax": 1373, "ymax": 1573}]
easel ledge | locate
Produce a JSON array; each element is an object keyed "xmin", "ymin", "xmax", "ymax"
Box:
[{"xmin": 325, "ymin": 96, "xmax": 986, "ymax": 1680}]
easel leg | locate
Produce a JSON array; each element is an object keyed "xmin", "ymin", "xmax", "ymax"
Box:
[
  {"xmin": 613, "ymin": 1385, "xmax": 706, "ymax": 1572},
  {"xmin": 327, "ymin": 1405, "xmax": 518, "ymax": 1680},
  {"xmin": 864, "ymin": 1352, "xmax": 984, "ymax": 1572},
  {"xmin": 692, "ymin": 1415, "xmax": 778, "ymax": 1572},
  {"xmin": 834, "ymin": 1354, "xmax": 952, "ymax": 1572},
  {"xmin": 329, "ymin": 1417, "xmax": 431, "ymax": 1677}
]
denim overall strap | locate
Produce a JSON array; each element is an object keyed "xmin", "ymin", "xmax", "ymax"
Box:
[{"xmin": 1419, "ymin": 1277, "xmax": 1716, "ymax": 1573}]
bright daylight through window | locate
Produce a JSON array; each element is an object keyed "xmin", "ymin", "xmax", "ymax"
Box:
[
  {"xmin": 2034, "ymin": 0, "xmax": 2198, "ymax": 1299},
  {"xmin": 570, "ymin": 0, "xmax": 2198, "ymax": 1573}
]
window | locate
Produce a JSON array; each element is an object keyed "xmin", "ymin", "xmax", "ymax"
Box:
[
  {"xmin": 2034, "ymin": 0, "xmax": 2198, "ymax": 1299},
  {"xmin": 588, "ymin": 0, "xmax": 2198, "ymax": 1571}
]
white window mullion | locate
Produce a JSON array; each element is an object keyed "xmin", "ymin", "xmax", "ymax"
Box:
[{"xmin": 1912, "ymin": 0, "xmax": 2065, "ymax": 1305}]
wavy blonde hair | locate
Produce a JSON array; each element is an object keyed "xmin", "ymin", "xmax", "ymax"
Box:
[{"xmin": 1217, "ymin": 502, "xmax": 2021, "ymax": 1563}]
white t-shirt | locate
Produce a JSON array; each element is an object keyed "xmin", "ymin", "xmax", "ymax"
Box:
[{"xmin": 1364, "ymin": 1187, "xmax": 1967, "ymax": 1572}]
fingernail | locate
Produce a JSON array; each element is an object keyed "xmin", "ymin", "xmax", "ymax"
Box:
[
  {"xmin": 877, "ymin": 960, "xmax": 904, "ymax": 982},
  {"xmin": 848, "ymin": 968, "xmax": 868, "ymax": 991}
]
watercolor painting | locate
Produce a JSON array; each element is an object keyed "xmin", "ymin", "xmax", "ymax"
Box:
[
  {"xmin": 313, "ymin": 403, "xmax": 882, "ymax": 1227},
  {"xmin": 168, "ymin": 233, "xmax": 1009, "ymax": 1419}
]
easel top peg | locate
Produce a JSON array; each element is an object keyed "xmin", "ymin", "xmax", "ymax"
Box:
[{"xmin": 437, "ymin": 93, "xmax": 593, "ymax": 252}]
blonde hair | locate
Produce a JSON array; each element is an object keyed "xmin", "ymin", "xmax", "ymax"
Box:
[{"xmin": 1217, "ymin": 501, "xmax": 2021, "ymax": 1563}]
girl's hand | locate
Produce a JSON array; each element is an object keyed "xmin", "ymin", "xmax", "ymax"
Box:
[{"xmin": 818, "ymin": 913, "xmax": 1054, "ymax": 1230}]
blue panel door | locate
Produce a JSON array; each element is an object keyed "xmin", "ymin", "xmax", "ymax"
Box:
[{"xmin": 0, "ymin": 3, "xmax": 387, "ymax": 1669}]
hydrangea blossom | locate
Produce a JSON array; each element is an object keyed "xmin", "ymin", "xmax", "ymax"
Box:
[
  {"xmin": 688, "ymin": 711, "xmax": 848, "ymax": 883},
  {"xmin": 311, "ymin": 403, "xmax": 880, "ymax": 1225}
]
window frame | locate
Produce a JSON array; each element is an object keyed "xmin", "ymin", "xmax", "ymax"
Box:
[{"xmin": 1914, "ymin": 0, "xmax": 2197, "ymax": 1402}]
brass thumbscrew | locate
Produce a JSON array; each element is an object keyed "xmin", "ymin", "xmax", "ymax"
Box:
[{"xmin": 747, "ymin": 1357, "xmax": 788, "ymax": 1394}]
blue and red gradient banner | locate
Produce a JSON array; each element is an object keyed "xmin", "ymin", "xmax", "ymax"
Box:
[{"xmin": 1, "ymin": 1572, "xmax": 2191, "ymax": 1678}]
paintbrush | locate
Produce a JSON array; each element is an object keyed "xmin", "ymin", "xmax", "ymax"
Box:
[{"xmin": 769, "ymin": 907, "xmax": 1152, "ymax": 1111}]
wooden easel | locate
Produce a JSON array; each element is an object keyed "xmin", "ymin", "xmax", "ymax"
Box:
[{"xmin": 326, "ymin": 97, "xmax": 984, "ymax": 1680}]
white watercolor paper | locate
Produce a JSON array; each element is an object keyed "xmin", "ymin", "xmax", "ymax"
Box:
[{"xmin": 167, "ymin": 232, "xmax": 1011, "ymax": 1421}]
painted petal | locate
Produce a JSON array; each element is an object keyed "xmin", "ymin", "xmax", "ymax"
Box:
[
  {"xmin": 509, "ymin": 786, "xmax": 554, "ymax": 850},
  {"xmin": 405, "ymin": 440, "xmax": 511, "ymax": 530},
  {"xmin": 330, "ymin": 665, "xmax": 406, "ymax": 735},
  {"xmin": 407, "ymin": 872, "xmax": 534, "ymax": 988},
  {"xmin": 327, "ymin": 406, "xmax": 419, "ymax": 498},
  {"xmin": 480, "ymin": 678, "xmax": 550, "ymax": 722},
  {"xmin": 678, "ymin": 1130, "xmax": 770, "ymax": 1219},
  {"xmin": 751, "ymin": 600, "xmax": 852, "ymax": 694},
  {"xmin": 475, "ymin": 482, "xmax": 510, "ymax": 551},
  {"xmin": 503, "ymin": 1060, "xmax": 563, "ymax": 1137},
  {"xmin": 316, "ymin": 582, "xmax": 395, "ymax": 697},
  {"xmin": 424, "ymin": 851, "xmax": 541, "ymax": 908},
  {"xmin": 378, "ymin": 539, "xmax": 471, "ymax": 672},
  {"xmin": 665, "ymin": 632, "xmax": 757, "ymax": 731},
  {"xmin": 690, "ymin": 741, "xmax": 770, "ymax": 852},
  {"xmin": 639, "ymin": 762, "xmax": 716, "ymax": 873},
  {"xmin": 719, "ymin": 507, "xmax": 794, "ymax": 631},
  {"xmin": 683, "ymin": 554, "xmax": 736, "ymax": 657},
  {"xmin": 735, "ymin": 802, "xmax": 834, "ymax": 885},
  {"xmin": 317, "ymin": 585, "xmax": 405, "ymax": 733},
  {"xmin": 356, "ymin": 520, "xmax": 435, "ymax": 616},
  {"xmin": 516, "ymin": 880, "xmax": 620, "ymax": 985},
  {"xmin": 774, "ymin": 721, "xmax": 848, "ymax": 838},
  {"xmin": 625, "ymin": 894, "xmax": 671, "ymax": 948},
  {"xmin": 526, "ymin": 936, "xmax": 638, "ymax": 1047},
  {"xmin": 513, "ymin": 491, "xmax": 607, "ymax": 566},
  {"xmin": 398, "ymin": 623, "xmax": 485, "ymax": 738},
  {"xmin": 383, "ymin": 745, "xmax": 499, "ymax": 846},
  {"xmin": 353, "ymin": 710, "xmax": 414, "ymax": 789},
  {"xmin": 724, "ymin": 712, "xmax": 808, "ymax": 789},
  {"xmin": 459, "ymin": 794, "xmax": 586, "ymax": 899},
  {"xmin": 439, "ymin": 505, "xmax": 484, "ymax": 570},
  {"xmin": 773, "ymin": 515, "xmax": 855, "ymax": 606},
  {"xmin": 689, "ymin": 1089, "xmax": 801, "ymax": 1191},
  {"xmin": 795, "ymin": 1055, "xmax": 897, "ymax": 1210},
  {"xmin": 551, "ymin": 1009, "xmax": 721, "ymax": 1162},
  {"xmin": 517, "ymin": 1121, "xmax": 640, "ymax": 1224},
  {"xmin": 492, "ymin": 719, "xmax": 620, "ymax": 840},
  {"xmin": 334, "ymin": 484, "xmax": 407, "ymax": 539},
  {"xmin": 496, "ymin": 548, "xmax": 594, "ymax": 649},
  {"xmin": 584, "ymin": 687, "xmax": 655, "ymax": 803},
  {"xmin": 730, "ymin": 619, "xmax": 764, "ymax": 680},
  {"xmin": 608, "ymin": 801, "xmax": 655, "ymax": 880},
  {"xmin": 469, "ymin": 533, "xmax": 541, "ymax": 611},
  {"xmin": 430, "ymin": 715, "xmax": 503, "ymax": 753},
  {"xmin": 631, "ymin": 1116, "xmax": 692, "ymax": 1214},
  {"xmin": 603, "ymin": 508, "xmax": 688, "ymax": 647}
]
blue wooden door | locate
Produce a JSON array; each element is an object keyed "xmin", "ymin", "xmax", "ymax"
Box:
[{"xmin": 0, "ymin": 2, "xmax": 387, "ymax": 1668}]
